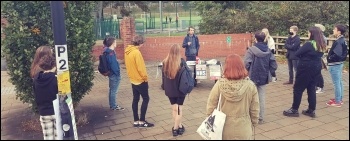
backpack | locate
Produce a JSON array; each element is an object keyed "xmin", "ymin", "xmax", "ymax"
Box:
[
  {"xmin": 98, "ymin": 52, "xmax": 110, "ymax": 76},
  {"xmin": 176, "ymin": 58, "xmax": 195, "ymax": 95}
]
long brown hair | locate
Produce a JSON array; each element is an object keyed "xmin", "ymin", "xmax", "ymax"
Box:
[
  {"xmin": 163, "ymin": 44, "xmax": 181, "ymax": 79},
  {"xmin": 30, "ymin": 46, "xmax": 53, "ymax": 78},
  {"xmin": 223, "ymin": 54, "xmax": 248, "ymax": 80},
  {"xmin": 309, "ymin": 26, "xmax": 326, "ymax": 52}
]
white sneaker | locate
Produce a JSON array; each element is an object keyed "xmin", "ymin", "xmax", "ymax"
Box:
[
  {"xmin": 316, "ymin": 88, "xmax": 324, "ymax": 94},
  {"xmin": 272, "ymin": 77, "xmax": 277, "ymax": 82}
]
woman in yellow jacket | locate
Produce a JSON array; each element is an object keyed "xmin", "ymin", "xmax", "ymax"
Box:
[{"xmin": 207, "ymin": 54, "xmax": 259, "ymax": 140}]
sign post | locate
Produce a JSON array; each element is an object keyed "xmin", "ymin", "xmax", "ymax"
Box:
[
  {"xmin": 50, "ymin": 1, "xmax": 78, "ymax": 140},
  {"xmin": 226, "ymin": 36, "xmax": 232, "ymax": 47}
]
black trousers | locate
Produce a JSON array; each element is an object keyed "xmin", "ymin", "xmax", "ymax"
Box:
[
  {"xmin": 316, "ymin": 72, "xmax": 324, "ymax": 88},
  {"xmin": 292, "ymin": 60, "xmax": 321, "ymax": 111},
  {"xmin": 287, "ymin": 59, "xmax": 298, "ymax": 83},
  {"xmin": 131, "ymin": 82, "xmax": 149, "ymax": 121},
  {"xmin": 186, "ymin": 56, "xmax": 197, "ymax": 83}
]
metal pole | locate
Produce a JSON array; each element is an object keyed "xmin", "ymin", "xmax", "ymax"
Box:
[
  {"xmin": 50, "ymin": 1, "xmax": 78, "ymax": 140},
  {"xmin": 175, "ymin": 2, "xmax": 178, "ymax": 31},
  {"xmin": 159, "ymin": 1, "xmax": 163, "ymax": 31},
  {"xmin": 189, "ymin": 6, "xmax": 191, "ymax": 26}
]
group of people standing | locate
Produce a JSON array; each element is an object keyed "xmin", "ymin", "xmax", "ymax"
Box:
[
  {"xmin": 30, "ymin": 23, "xmax": 347, "ymax": 140},
  {"xmin": 282, "ymin": 24, "xmax": 348, "ymax": 119}
]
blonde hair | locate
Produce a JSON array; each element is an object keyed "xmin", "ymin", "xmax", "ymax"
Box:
[
  {"xmin": 262, "ymin": 28, "xmax": 271, "ymax": 43},
  {"xmin": 162, "ymin": 44, "xmax": 181, "ymax": 79},
  {"xmin": 314, "ymin": 24, "xmax": 325, "ymax": 32},
  {"xmin": 290, "ymin": 26, "xmax": 298, "ymax": 32}
]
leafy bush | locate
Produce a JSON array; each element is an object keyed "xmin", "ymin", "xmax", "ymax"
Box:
[{"xmin": 1, "ymin": 1, "xmax": 96, "ymax": 112}]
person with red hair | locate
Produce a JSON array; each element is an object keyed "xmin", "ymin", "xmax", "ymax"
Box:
[{"xmin": 206, "ymin": 54, "xmax": 259, "ymax": 140}]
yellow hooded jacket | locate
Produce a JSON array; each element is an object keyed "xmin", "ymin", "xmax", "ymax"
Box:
[{"xmin": 124, "ymin": 45, "xmax": 148, "ymax": 85}]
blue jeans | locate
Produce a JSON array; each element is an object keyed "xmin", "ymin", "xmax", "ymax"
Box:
[
  {"xmin": 109, "ymin": 74, "xmax": 121, "ymax": 109},
  {"xmin": 328, "ymin": 64, "xmax": 344, "ymax": 103}
]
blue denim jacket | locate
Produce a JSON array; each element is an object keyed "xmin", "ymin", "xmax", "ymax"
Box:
[
  {"xmin": 104, "ymin": 47, "xmax": 120, "ymax": 76},
  {"xmin": 182, "ymin": 34, "xmax": 200, "ymax": 57}
]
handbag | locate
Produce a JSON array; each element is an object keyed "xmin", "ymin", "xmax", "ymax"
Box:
[{"xmin": 197, "ymin": 93, "xmax": 226, "ymax": 140}]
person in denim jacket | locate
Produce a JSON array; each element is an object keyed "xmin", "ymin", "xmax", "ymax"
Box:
[
  {"xmin": 103, "ymin": 37, "xmax": 124, "ymax": 111},
  {"xmin": 182, "ymin": 26, "xmax": 200, "ymax": 86}
]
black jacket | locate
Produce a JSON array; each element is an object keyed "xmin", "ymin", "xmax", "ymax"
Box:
[
  {"xmin": 33, "ymin": 71, "xmax": 58, "ymax": 116},
  {"xmin": 285, "ymin": 35, "xmax": 301, "ymax": 60},
  {"xmin": 327, "ymin": 35, "xmax": 348, "ymax": 65},
  {"xmin": 162, "ymin": 58, "xmax": 186, "ymax": 97},
  {"xmin": 295, "ymin": 41, "xmax": 324, "ymax": 62}
]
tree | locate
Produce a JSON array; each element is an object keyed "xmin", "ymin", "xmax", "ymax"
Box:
[
  {"xmin": 1, "ymin": 1, "xmax": 96, "ymax": 112},
  {"xmin": 193, "ymin": 1, "xmax": 349, "ymax": 36}
]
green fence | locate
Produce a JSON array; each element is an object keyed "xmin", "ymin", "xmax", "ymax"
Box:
[
  {"xmin": 94, "ymin": 19, "xmax": 121, "ymax": 40},
  {"xmin": 135, "ymin": 21, "xmax": 145, "ymax": 35}
]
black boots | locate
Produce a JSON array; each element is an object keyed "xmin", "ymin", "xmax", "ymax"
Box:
[
  {"xmin": 172, "ymin": 125, "xmax": 185, "ymax": 137},
  {"xmin": 172, "ymin": 127, "xmax": 178, "ymax": 137},
  {"xmin": 283, "ymin": 108, "xmax": 299, "ymax": 117},
  {"xmin": 302, "ymin": 109, "xmax": 316, "ymax": 118}
]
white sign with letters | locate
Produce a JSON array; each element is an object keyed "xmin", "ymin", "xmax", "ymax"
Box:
[
  {"xmin": 55, "ymin": 45, "xmax": 69, "ymax": 72},
  {"xmin": 196, "ymin": 65, "xmax": 207, "ymax": 79}
]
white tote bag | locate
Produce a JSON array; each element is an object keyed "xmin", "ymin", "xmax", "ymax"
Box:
[{"xmin": 197, "ymin": 93, "xmax": 226, "ymax": 140}]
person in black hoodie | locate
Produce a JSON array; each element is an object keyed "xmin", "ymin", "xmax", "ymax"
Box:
[
  {"xmin": 244, "ymin": 30, "xmax": 278, "ymax": 124},
  {"xmin": 284, "ymin": 26, "xmax": 301, "ymax": 85},
  {"xmin": 162, "ymin": 44, "xmax": 187, "ymax": 137},
  {"xmin": 32, "ymin": 51, "xmax": 58, "ymax": 140},
  {"xmin": 283, "ymin": 26, "xmax": 326, "ymax": 118}
]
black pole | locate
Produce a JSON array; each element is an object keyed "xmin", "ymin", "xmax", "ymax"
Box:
[
  {"xmin": 50, "ymin": 1, "xmax": 77, "ymax": 140},
  {"xmin": 51, "ymin": 1, "xmax": 66, "ymax": 45}
]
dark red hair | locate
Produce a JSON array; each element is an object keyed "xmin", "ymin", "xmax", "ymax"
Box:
[{"xmin": 223, "ymin": 54, "xmax": 248, "ymax": 80}]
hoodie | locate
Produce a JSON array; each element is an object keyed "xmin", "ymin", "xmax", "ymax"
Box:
[
  {"xmin": 244, "ymin": 42, "xmax": 278, "ymax": 86},
  {"xmin": 124, "ymin": 45, "xmax": 148, "ymax": 85},
  {"xmin": 206, "ymin": 77, "xmax": 259, "ymax": 140},
  {"xmin": 33, "ymin": 71, "xmax": 58, "ymax": 116}
]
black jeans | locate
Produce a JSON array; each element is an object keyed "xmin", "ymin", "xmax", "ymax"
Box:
[
  {"xmin": 316, "ymin": 72, "xmax": 324, "ymax": 88},
  {"xmin": 287, "ymin": 59, "xmax": 298, "ymax": 83},
  {"xmin": 131, "ymin": 82, "xmax": 150, "ymax": 121},
  {"xmin": 186, "ymin": 56, "xmax": 197, "ymax": 81},
  {"xmin": 292, "ymin": 60, "xmax": 321, "ymax": 111}
]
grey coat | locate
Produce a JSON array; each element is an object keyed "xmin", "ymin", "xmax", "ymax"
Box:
[{"xmin": 244, "ymin": 46, "xmax": 278, "ymax": 86}]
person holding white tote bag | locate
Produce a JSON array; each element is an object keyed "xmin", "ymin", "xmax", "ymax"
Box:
[{"xmin": 202, "ymin": 54, "xmax": 260, "ymax": 140}]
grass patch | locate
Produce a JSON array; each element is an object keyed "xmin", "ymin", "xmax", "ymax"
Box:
[{"xmin": 275, "ymin": 55, "xmax": 288, "ymax": 64}]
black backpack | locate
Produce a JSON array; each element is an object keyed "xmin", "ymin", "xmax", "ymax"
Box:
[
  {"xmin": 98, "ymin": 52, "xmax": 110, "ymax": 76},
  {"xmin": 176, "ymin": 58, "xmax": 195, "ymax": 95}
]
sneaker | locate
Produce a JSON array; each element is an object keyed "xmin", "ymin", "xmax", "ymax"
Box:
[
  {"xmin": 172, "ymin": 127, "xmax": 179, "ymax": 137},
  {"xmin": 302, "ymin": 109, "xmax": 316, "ymax": 118},
  {"xmin": 326, "ymin": 100, "xmax": 342, "ymax": 107},
  {"xmin": 133, "ymin": 121, "xmax": 139, "ymax": 128},
  {"xmin": 178, "ymin": 125, "xmax": 185, "ymax": 135},
  {"xmin": 272, "ymin": 77, "xmax": 277, "ymax": 82},
  {"xmin": 316, "ymin": 88, "xmax": 324, "ymax": 94},
  {"xmin": 138, "ymin": 121, "xmax": 154, "ymax": 128},
  {"xmin": 111, "ymin": 105, "xmax": 125, "ymax": 111},
  {"xmin": 283, "ymin": 81, "xmax": 293, "ymax": 85},
  {"xmin": 328, "ymin": 99, "xmax": 344, "ymax": 105},
  {"xmin": 258, "ymin": 119, "xmax": 265, "ymax": 124},
  {"xmin": 283, "ymin": 108, "xmax": 299, "ymax": 117}
]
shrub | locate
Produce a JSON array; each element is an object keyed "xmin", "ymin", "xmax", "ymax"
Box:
[{"xmin": 1, "ymin": 1, "xmax": 96, "ymax": 112}]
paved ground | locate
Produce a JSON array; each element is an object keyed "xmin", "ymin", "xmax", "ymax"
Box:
[{"xmin": 1, "ymin": 61, "xmax": 349, "ymax": 140}]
